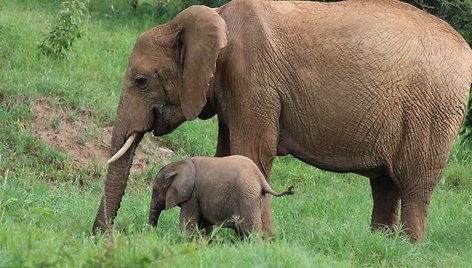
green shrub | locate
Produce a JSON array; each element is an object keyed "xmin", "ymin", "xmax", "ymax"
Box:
[
  {"xmin": 37, "ymin": 0, "xmax": 89, "ymax": 58},
  {"xmin": 460, "ymin": 92, "xmax": 472, "ymax": 142}
]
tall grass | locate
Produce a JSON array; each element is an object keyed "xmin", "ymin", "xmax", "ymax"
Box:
[{"xmin": 1, "ymin": 1, "xmax": 471, "ymax": 267}]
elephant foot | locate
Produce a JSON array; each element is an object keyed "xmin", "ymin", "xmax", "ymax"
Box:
[
  {"xmin": 400, "ymin": 196, "xmax": 432, "ymax": 242},
  {"xmin": 261, "ymin": 195, "xmax": 273, "ymax": 236}
]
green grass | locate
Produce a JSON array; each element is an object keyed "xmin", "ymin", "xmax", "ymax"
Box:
[{"xmin": 1, "ymin": 1, "xmax": 472, "ymax": 267}]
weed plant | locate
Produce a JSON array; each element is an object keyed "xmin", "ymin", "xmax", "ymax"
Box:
[
  {"xmin": 37, "ymin": 0, "xmax": 90, "ymax": 58},
  {"xmin": 459, "ymin": 93, "xmax": 472, "ymax": 142}
]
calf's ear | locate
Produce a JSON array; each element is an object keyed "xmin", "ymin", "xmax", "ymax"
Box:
[{"xmin": 165, "ymin": 159, "xmax": 196, "ymax": 209}]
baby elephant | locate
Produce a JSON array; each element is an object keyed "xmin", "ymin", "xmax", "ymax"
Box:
[{"xmin": 149, "ymin": 155, "xmax": 293, "ymax": 237}]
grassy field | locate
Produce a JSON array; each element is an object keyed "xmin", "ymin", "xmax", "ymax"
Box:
[{"xmin": 1, "ymin": 1, "xmax": 471, "ymax": 267}]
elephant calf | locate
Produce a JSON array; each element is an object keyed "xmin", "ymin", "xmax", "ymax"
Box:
[{"xmin": 149, "ymin": 155, "xmax": 293, "ymax": 237}]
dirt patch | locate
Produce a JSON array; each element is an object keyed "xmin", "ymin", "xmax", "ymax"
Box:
[{"xmin": 28, "ymin": 97, "xmax": 173, "ymax": 172}]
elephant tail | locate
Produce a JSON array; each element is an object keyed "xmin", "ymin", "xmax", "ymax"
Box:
[{"xmin": 262, "ymin": 186, "xmax": 294, "ymax": 197}]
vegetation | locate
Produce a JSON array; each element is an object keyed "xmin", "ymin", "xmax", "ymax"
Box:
[
  {"xmin": 1, "ymin": 0, "xmax": 471, "ymax": 267},
  {"xmin": 37, "ymin": 0, "xmax": 90, "ymax": 58},
  {"xmin": 460, "ymin": 93, "xmax": 472, "ymax": 143}
]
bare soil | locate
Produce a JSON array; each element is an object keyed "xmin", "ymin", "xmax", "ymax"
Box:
[{"xmin": 27, "ymin": 97, "xmax": 173, "ymax": 172}]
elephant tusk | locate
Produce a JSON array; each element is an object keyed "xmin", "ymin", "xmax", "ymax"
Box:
[{"xmin": 107, "ymin": 133, "xmax": 138, "ymax": 164}]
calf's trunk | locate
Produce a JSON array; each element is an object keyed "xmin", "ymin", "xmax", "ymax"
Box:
[{"xmin": 149, "ymin": 200, "xmax": 165, "ymax": 227}]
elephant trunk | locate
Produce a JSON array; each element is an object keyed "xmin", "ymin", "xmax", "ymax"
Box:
[
  {"xmin": 149, "ymin": 200, "xmax": 165, "ymax": 227},
  {"xmin": 92, "ymin": 111, "xmax": 144, "ymax": 234}
]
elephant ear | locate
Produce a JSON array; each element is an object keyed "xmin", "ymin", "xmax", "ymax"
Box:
[
  {"xmin": 165, "ymin": 159, "xmax": 196, "ymax": 210},
  {"xmin": 170, "ymin": 6, "xmax": 227, "ymax": 120}
]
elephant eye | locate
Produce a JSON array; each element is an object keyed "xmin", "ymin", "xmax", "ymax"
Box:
[{"xmin": 135, "ymin": 75, "xmax": 148, "ymax": 89}]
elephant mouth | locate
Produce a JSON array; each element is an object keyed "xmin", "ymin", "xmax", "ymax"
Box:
[
  {"xmin": 152, "ymin": 106, "xmax": 185, "ymax": 136},
  {"xmin": 153, "ymin": 124, "xmax": 177, "ymax": 136},
  {"xmin": 152, "ymin": 108, "xmax": 171, "ymax": 136}
]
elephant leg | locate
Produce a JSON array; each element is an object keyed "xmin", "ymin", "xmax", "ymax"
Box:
[
  {"xmin": 392, "ymin": 141, "xmax": 444, "ymax": 242},
  {"xmin": 231, "ymin": 139, "xmax": 275, "ymax": 236},
  {"xmin": 237, "ymin": 219, "xmax": 262, "ymax": 241},
  {"xmin": 369, "ymin": 176, "xmax": 400, "ymax": 232},
  {"xmin": 215, "ymin": 119, "xmax": 231, "ymax": 157},
  {"xmin": 399, "ymin": 176, "xmax": 438, "ymax": 242},
  {"xmin": 225, "ymin": 95, "xmax": 280, "ymax": 236},
  {"xmin": 392, "ymin": 129, "xmax": 448, "ymax": 241},
  {"xmin": 179, "ymin": 198, "xmax": 201, "ymax": 237},
  {"xmin": 227, "ymin": 138, "xmax": 275, "ymax": 236},
  {"xmin": 235, "ymin": 207, "xmax": 263, "ymax": 240},
  {"xmin": 261, "ymin": 193, "xmax": 273, "ymax": 236},
  {"xmin": 198, "ymin": 219, "xmax": 214, "ymax": 236}
]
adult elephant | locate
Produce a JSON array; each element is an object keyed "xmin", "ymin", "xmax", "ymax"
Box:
[{"xmin": 93, "ymin": 0, "xmax": 472, "ymax": 242}]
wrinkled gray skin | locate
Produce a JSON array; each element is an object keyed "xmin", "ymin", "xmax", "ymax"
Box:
[
  {"xmin": 149, "ymin": 155, "xmax": 293, "ymax": 236},
  {"xmin": 93, "ymin": 0, "xmax": 472, "ymax": 242}
]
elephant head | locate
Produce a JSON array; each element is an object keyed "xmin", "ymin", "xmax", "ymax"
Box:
[
  {"xmin": 93, "ymin": 5, "xmax": 227, "ymax": 233},
  {"xmin": 149, "ymin": 159, "xmax": 196, "ymax": 226}
]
